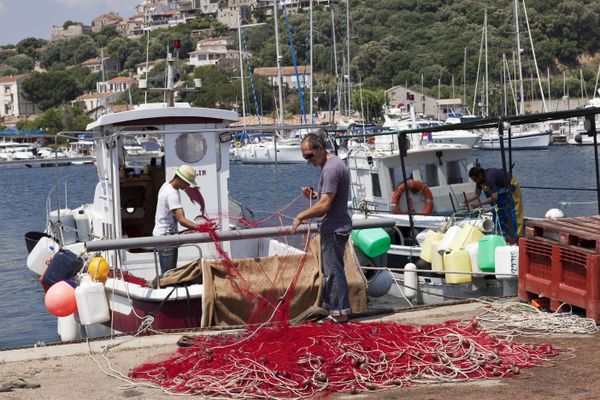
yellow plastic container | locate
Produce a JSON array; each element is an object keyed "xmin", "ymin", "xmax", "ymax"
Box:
[
  {"xmin": 443, "ymin": 249, "xmax": 472, "ymax": 284},
  {"xmin": 419, "ymin": 231, "xmax": 444, "ymax": 263},
  {"xmin": 431, "ymin": 240, "xmax": 444, "ymax": 272},
  {"xmin": 449, "ymin": 223, "xmax": 483, "ymax": 251}
]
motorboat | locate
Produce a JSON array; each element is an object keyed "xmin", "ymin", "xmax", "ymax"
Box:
[
  {"xmin": 383, "ymin": 114, "xmax": 482, "ymax": 148},
  {"xmin": 478, "ymin": 124, "xmax": 552, "ymax": 149}
]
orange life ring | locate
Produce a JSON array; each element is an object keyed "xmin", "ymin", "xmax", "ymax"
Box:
[{"xmin": 390, "ymin": 179, "xmax": 434, "ymax": 215}]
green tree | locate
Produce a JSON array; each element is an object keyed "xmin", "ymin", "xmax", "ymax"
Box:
[
  {"xmin": 21, "ymin": 71, "xmax": 83, "ymax": 111},
  {"xmin": 5, "ymin": 54, "xmax": 34, "ymax": 72},
  {"xmin": 16, "ymin": 37, "xmax": 47, "ymax": 60}
]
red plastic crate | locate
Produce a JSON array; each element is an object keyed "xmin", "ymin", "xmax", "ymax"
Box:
[
  {"xmin": 518, "ymin": 237, "xmax": 553, "ymax": 301},
  {"xmin": 551, "ymin": 246, "xmax": 600, "ymax": 322},
  {"xmin": 518, "ymin": 236, "xmax": 600, "ymax": 322},
  {"xmin": 525, "ymin": 216, "xmax": 600, "ymax": 252}
]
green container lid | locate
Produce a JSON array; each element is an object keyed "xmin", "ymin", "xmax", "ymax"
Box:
[
  {"xmin": 351, "ymin": 228, "xmax": 391, "ymax": 258},
  {"xmin": 478, "ymin": 234, "xmax": 507, "ymax": 272}
]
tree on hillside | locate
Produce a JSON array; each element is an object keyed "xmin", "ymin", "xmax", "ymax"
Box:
[
  {"xmin": 106, "ymin": 37, "xmax": 144, "ymax": 71},
  {"xmin": 16, "ymin": 37, "xmax": 47, "ymax": 60},
  {"xmin": 5, "ymin": 54, "xmax": 34, "ymax": 72},
  {"xmin": 21, "ymin": 71, "xmax": 82, "ymax": 111}
]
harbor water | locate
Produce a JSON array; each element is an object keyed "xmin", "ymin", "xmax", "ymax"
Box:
[{"xmin": 1, "ymin": 146, "xmax": 598, "ymax": 349}]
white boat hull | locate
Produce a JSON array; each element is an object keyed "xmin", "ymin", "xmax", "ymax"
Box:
[
  {"xmin": 478, "ymin": 129, "xmax": 551, "ymax": 149},
  {"xmin": 238, "ymin": 143, "xmax": 305, "ymax": 164}
]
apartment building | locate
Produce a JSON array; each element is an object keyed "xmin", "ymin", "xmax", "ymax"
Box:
[{"xmin": 0, "ymin": 74, "xmax": 39, "ymax": 122}]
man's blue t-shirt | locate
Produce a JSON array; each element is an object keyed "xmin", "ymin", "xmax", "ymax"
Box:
[{"xmin": 317, "ymin": 155, "xmax": 352, "ymax": 234}]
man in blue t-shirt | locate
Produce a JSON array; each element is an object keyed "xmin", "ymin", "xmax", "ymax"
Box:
[
  {"xmin": 291, "ymin": 133, "xmax": 352, "ymax": 323},
  {"xmin": 465, "ymin": 166, "xmax": 523, "ymax": 240}
]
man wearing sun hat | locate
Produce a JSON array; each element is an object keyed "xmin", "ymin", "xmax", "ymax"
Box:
[{"xmin": 153, "ymin": 165, "xmax": 201, "ymax": 273}]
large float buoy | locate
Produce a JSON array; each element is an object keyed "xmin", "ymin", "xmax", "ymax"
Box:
[
  {"xmin": 88, "ymin": 257, "xmax": 109, "ymax": 283},
  {"xmin": 390, "ymin": 179, "xmax": 434, "ymax": 215}
]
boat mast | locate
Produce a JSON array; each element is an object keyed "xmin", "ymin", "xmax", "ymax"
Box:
[
  {"xmin": 330, "ymin": 1, "xmax": 340, "ymax": 119},
  {"xmin": 514, "ymin": 0, "xmax": 525, "ymax": 115},
  {"xmin": 238, "ymin": 12, "xmax": 246, "ymax": 123},
  {"xmin": 346, "ymin": 0, "xmax": 351, "ymax": 118},
  {"xmin": 484, "ymin": 9, "xmax": 489, "ymax": 117},
  {"xmin": 309, "ymin": 0, "xmax": 314, "ymax": 122},
  {"xmin": 273, "ymin": 0, "xmax": 285, "ymax": 124},
  {"xmin": 521, "ymin": 0, "xmax": 547, "ymax": 112}
]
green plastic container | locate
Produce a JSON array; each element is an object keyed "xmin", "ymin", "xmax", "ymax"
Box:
[
  {"xmin": 351, "ymin": 228, "xmax": 391, "ymax": 258},
  {"xmin": 477, "ymin": 234, "xmax": 507, "ymax": 272}
]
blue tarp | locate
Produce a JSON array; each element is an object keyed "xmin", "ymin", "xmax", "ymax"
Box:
[{"xmin": 0, "ymin": 128, "xmax": 44, "ymax": 135}]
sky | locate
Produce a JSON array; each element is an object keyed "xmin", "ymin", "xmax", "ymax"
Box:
[{"xmin": 0, "ymin": 0, "xmax": 140, "ymax": 46}]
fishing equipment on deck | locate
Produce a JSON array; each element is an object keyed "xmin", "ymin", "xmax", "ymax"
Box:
[
  {"xmin": 42, "ymin": 249, "xmax": 84, "ymax": 287},
  {"xmin": 87, "ymin": 256, "xmax": 109, "ymax": 283},
  {"xmin": 45, "ymin": 281, "xmax": 77, "ymax": 317}
]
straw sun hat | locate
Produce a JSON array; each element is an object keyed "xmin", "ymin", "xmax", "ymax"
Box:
[{"xmin": 174, "ymin": 165, "xmax": 197, "ymax": 186}]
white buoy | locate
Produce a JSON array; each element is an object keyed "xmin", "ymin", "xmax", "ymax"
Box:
[
  {"xmin": 545, "ymin": 208, "xmax": 565, "ymax": 219},
  {"xmin": 403, "ymin": 262, "xmax": 418, "ymax": 300}
]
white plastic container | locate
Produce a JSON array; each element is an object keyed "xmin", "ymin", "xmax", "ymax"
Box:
[
  {"xmin": 75, "ymin": 276, "xmax": 110, "ymax": 325},
  {"xmin": 26, "ymin": 236, "xmax": 59, "ymax": 275},
  {"xmin": 466, "ymin": 242, "xmax": 480, "ymax": 273},
  {"xmin": 437, "ymin": 225, "xmax": 462, "ymax": 254},
  {"xmin": 495, "ymin": 245, "xmax": 519, "ymax": 280},
  {"xmin": 57, "ymin": 314, "xmax": 81, "ymax": 342},
  {"xmin": 73, "ymin": 209, "xmax": 91, "ymax": 242},
  {"xmin": 49, "ymin": 209, "xmax": 78, "ymax": 245}
]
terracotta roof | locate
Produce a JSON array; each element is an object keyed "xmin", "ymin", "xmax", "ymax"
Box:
[
  {"xmin": 82, "ymin": 57, "xmax": 112, "ymax": 65},
  {"xmin": 254, "ymin": 66, "xmax": 312, "ymax": 76},
  {"xmin": 106, "ymin": 76, "xmax": 136, "ymax": 83},
  {"xmin": 76, "ymin": 92, "xmax": 114, "ymax": 101},
  {"xmin": 0, "ymin": 73, "xmax": 29, "ymax": 83}
]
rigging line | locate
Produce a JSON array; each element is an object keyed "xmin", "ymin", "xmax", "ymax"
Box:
[
  {"xmin": 282, "ymin": 0, "xmax": 307, "ymax": 124},
  {"xmin": 241, "ymin": 27, "xmax": 261, "ymax": 125}
]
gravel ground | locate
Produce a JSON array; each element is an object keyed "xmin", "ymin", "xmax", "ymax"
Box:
[{"xmin": 0, "ymin": 302, "xmax": 597, "ymax": 400}]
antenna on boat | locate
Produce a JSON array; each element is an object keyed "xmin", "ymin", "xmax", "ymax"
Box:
[{"xmin": 141, "ymin": 39, "xmax": 197, "ymax": 107}]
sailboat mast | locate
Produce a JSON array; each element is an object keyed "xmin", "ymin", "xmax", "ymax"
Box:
[
  {"xmin": 237, "ymin": 12, "xmax": 246, "ymax": 122},
  {"xmin": 330, "ymin": 2, "xmax": 340, "ymax": 117},
  {"xmin": 309, "ymin": 0, "xmax": 314, "ymax": 121},
  {"xmin": 346, "ymin": 0, "xmax": 351, "ymax": 117},
  {"xmin": 484, "ymin": 9, "xmax": 489, "ymax": 117},
  {"xmin": 514, "ymin": 0, "xmax": 525, "ymax": 115},
  {"xmin": 273, "ymin": 0, "xmax": 284, "ymax": 124}
]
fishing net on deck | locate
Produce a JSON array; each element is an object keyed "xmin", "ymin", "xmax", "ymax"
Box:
[{"xmin": 129, "ymin": 318, "xmax": 567, "ymax": 398}]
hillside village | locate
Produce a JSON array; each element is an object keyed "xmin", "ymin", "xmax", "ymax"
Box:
[{"xmin": 0, "ymin": 0, "xmax": 598, "ymax": 133}]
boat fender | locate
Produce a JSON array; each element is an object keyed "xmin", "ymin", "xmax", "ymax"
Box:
[
  {"xmin": 366, "ymin": 269, "xmax": 393, "ymax": 298},
  {"xmin": 390, "ymin": 179, "xmax": 434, "ymax": 215},
  {"xmin": 403, "ymin": 263, "xmax": 418, "ymax": 300}
]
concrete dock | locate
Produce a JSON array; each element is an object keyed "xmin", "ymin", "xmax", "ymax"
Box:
[{"xmin": 0, "ymin": 301, "xmax": 597, "ymax": 400}]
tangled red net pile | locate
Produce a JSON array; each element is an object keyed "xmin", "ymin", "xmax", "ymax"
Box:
[{"xmin": 129, "ymin": 318, "xmax": 563, "ymax": 398}]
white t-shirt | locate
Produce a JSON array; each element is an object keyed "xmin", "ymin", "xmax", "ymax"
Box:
[{"xmin": 153, "ymin": 182, "xmax": 182, "ymax": 236}]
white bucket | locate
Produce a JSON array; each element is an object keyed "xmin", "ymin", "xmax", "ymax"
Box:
[
  {"xmin": 75, "ymin": 276, "xmax": 110, "ymax": 325},
  {"xmin": 49, "ymin": 209, "xmax": 78, "ymax": 245},
  {"xmin": 57, "ymin": 314, "xmax": 81, "ymax": 342},
  {"xmin": 27, "ymin": 236, "xmax": 59, "ymax": 275},
  {"xmin": 437, "ymin": 225, "xmax": 462, "ymax": 254},
  {"xmin": 495, "ymin": 245, "xmax": 519, "ymax": 280}
]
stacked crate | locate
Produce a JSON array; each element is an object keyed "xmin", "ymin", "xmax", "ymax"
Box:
[{"xmin": 518, "ymin": 216, "xmax": 600, "ymax": 322}]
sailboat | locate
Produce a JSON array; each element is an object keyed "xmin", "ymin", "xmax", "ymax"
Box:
[{"xmin": 478, "ymin": 1, "xmax": 551, "ymax": 150}]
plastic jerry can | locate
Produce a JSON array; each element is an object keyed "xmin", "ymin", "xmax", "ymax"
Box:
[
  {"xmin": 351, "ymin": 228, "xmax": 391, "ymax": 258},
  {"xmin": 27, "ymin": 236, "xmax": 59, "ymax": 275},
  {"xmin": 431, "ymin": 240, "xmax": 444, "ymax": 272},
  {"xmin": 437, "ymin": 225, "xmax": 462, "ymax": 254},
  {"xmin": 75, "ymin": 276, "xmax": 110, "ymax": 325},
  {"xmin": 466, "ymin": 242, "xmax": 480, "ymax": 273},
  {"xmin": 495, "ymin": 245, "xmax": 519, "ymax": 280},
  {"xmin": 419, "ymin": 230, "xmax": 444, "ymax": 263},
  {"xmin": 478, "ymin": 235, "xmax": 507, "ymax": 272},
  {"xmin": 443, "ymin": 249, "xmax": 472, "ymax": 284},
  {"xmin": 449, "ymin": 223, "xmax": 483, "ymax": 251}
]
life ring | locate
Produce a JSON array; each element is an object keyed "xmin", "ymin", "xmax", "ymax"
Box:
[{"xmin": 390, "ymin": 179, "xmax": 434, "ymax": 215}]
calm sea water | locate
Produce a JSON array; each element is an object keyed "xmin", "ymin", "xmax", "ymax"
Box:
[{"xmin": 1, "ymin": 146, "xmax": 598, "ymax": 349}]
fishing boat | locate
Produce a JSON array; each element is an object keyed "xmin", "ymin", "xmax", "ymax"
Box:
[
  {"xmin": 345, "ymin": 128, "xmax": 518, "ymax": 304},
  {"xmin": 25, "ymin": 56, "xmax": 389, "ymax": 342}
]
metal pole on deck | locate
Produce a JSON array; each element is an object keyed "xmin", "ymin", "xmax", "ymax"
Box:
[
  {"xmin": 591, "ymin": 115, "xmax": 600, "ymax": 214},
  {"xmin": 397, "ymin": 132, "xmax": 416, "ymax": 241}
]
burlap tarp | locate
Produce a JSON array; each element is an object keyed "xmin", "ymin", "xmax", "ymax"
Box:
[{"xmin": 201, "ymin": 235, "xmax": 368, "ymax": 327}]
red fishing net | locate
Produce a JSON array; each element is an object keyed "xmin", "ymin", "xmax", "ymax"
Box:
[{"xmin": 129, "ymin": 318, "xmax": 563, "ymax": 398}]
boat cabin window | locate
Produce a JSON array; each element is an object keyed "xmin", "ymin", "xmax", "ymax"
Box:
[
  {"xmin": 445, "ymin": 160, "xmax": 468, "ymax": 184},
  {"xmin": 391, "ymin": 166, "xmax": 414, "ymax": 189},
  {"xmin": 417, "ymin": 163, "xmax": 439, "ymax": 187},
  {"xmin": 371, "ymin": 173, "xmax": 381, "ymax": 197}
]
